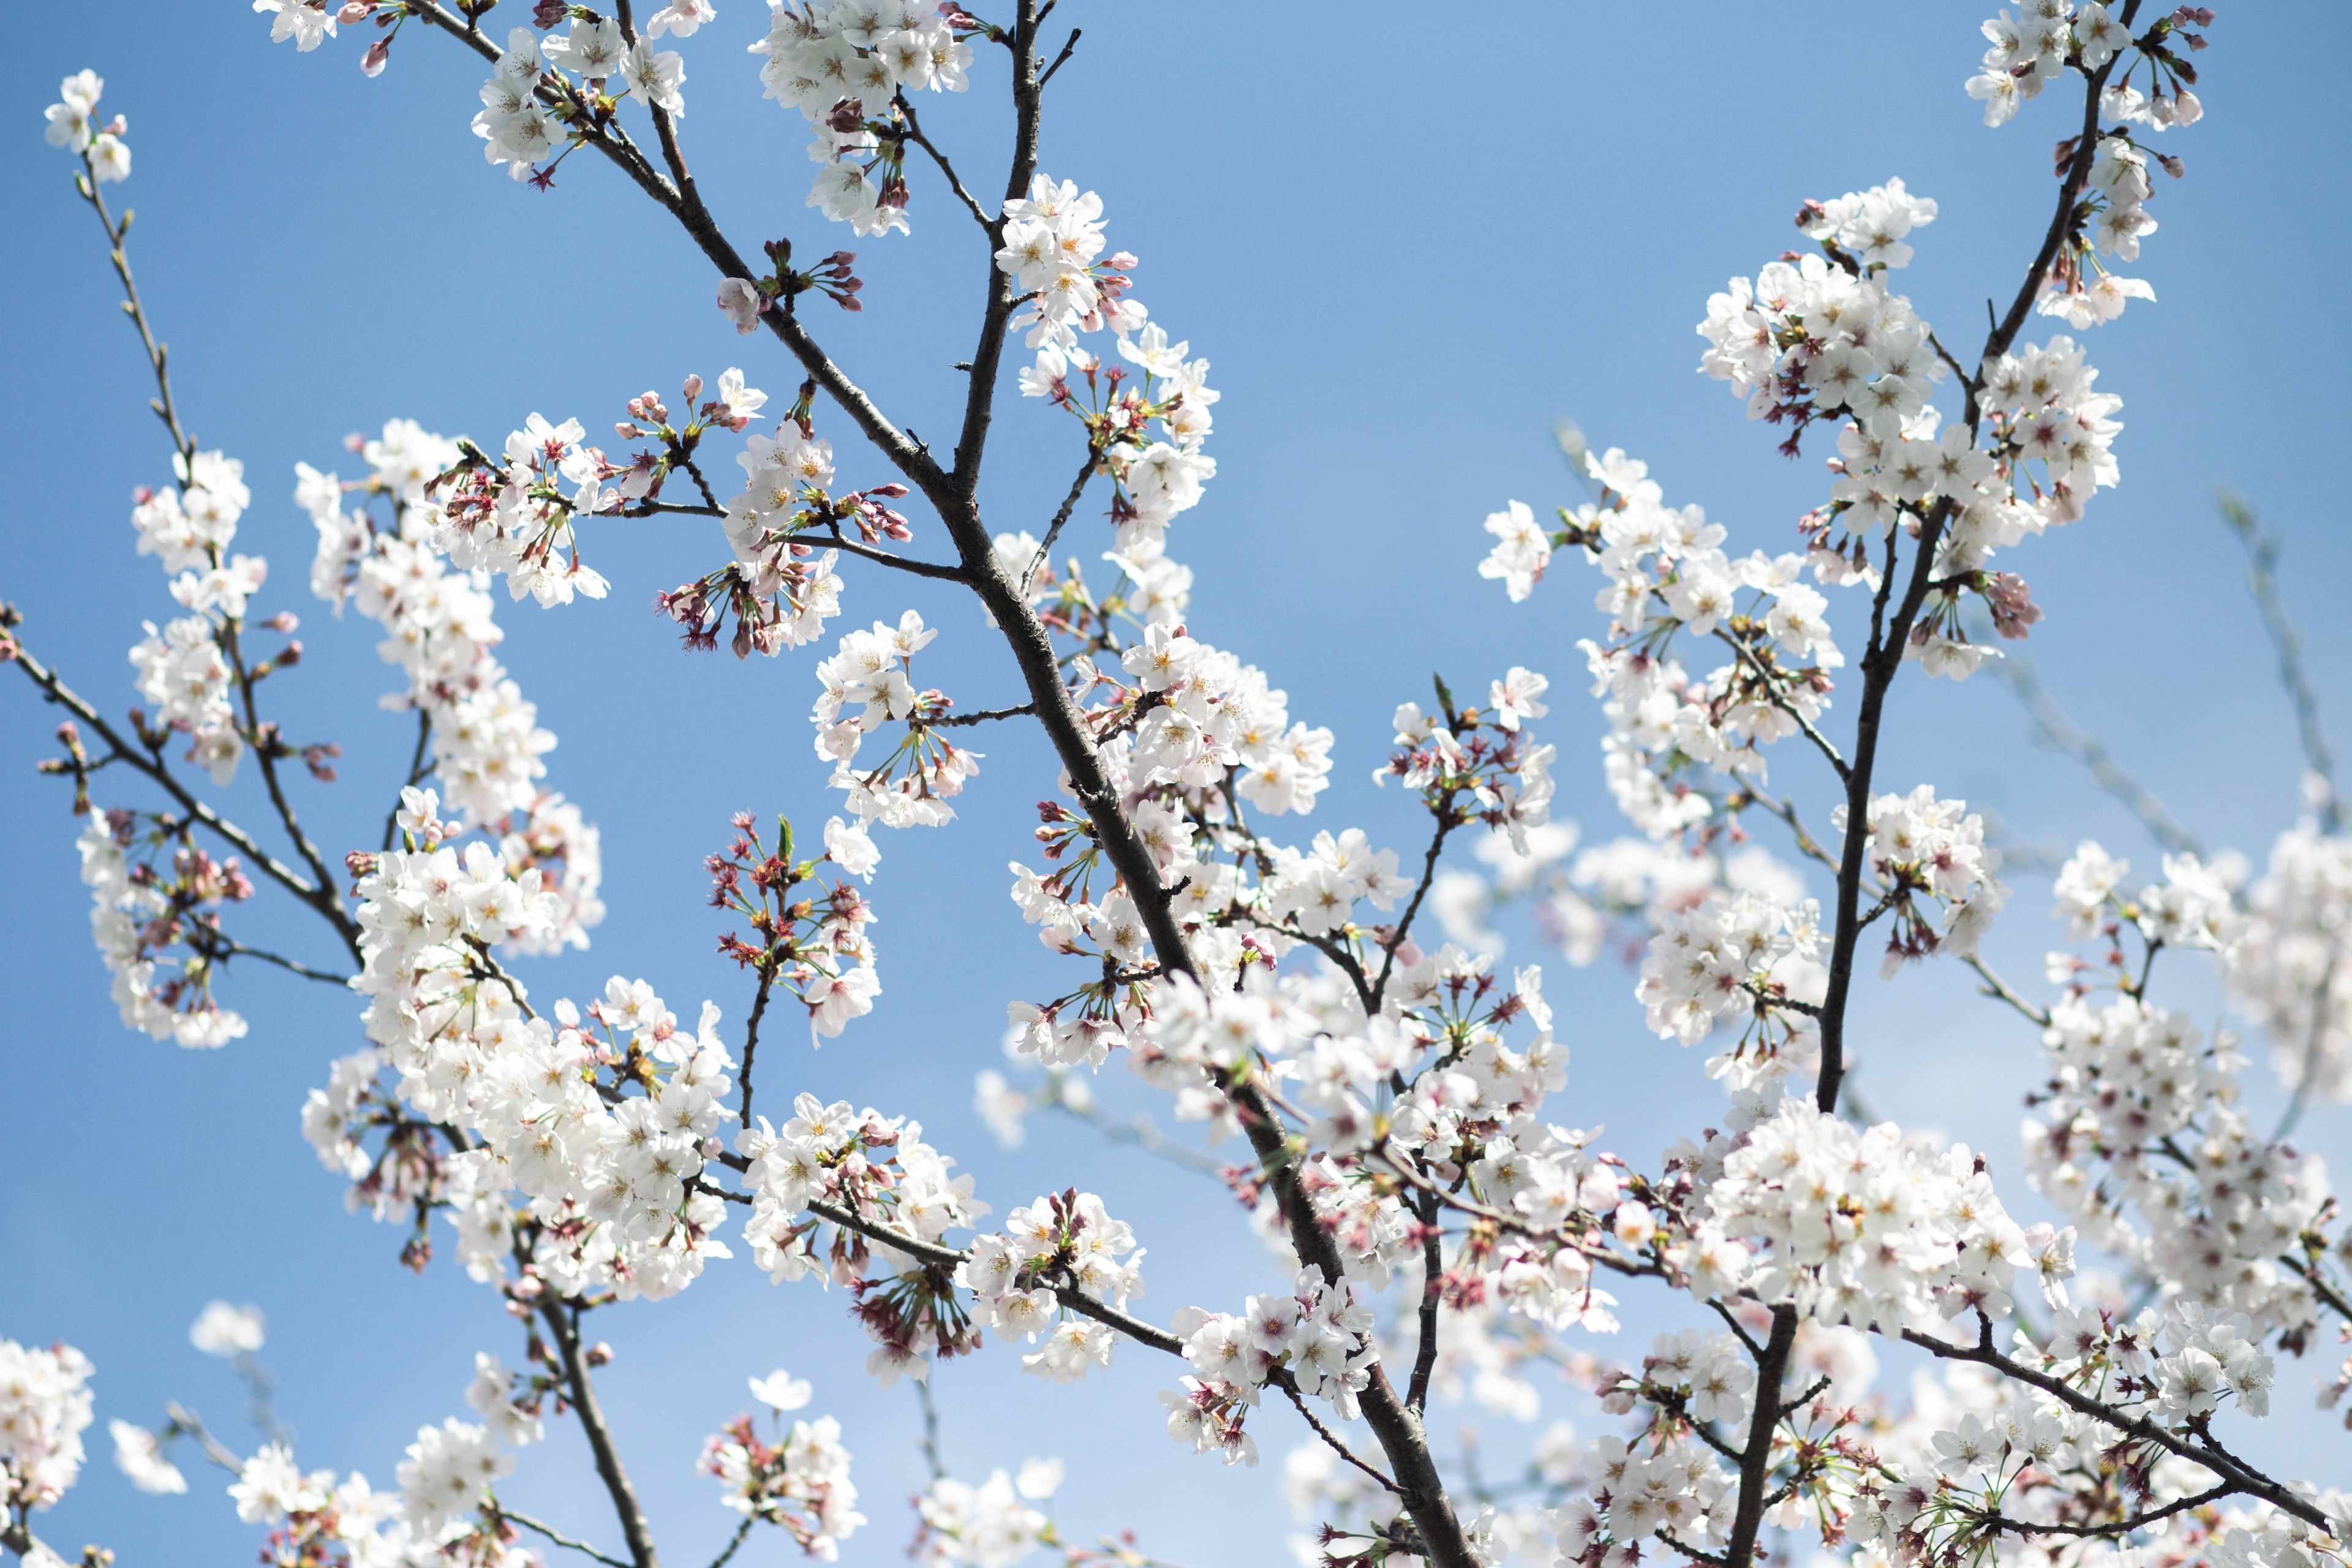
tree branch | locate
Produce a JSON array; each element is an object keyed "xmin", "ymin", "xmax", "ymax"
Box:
[
  {"xmin": 1273, "ymin": 1370, "xmax": 1402, "ymax": 1496},
  {"xmin": 380, "ymin": 709, "xmax": 435, "ymax": 852},
  {"xmin": 1714, "ymin": 627, "xmax": 1847, "ymax": 779},
  {"xmin": 1991, "ymin": 641, "xmax": 2203, "ymax": 858},
  {"xmin": 705, "ymin": 1516, "xmax": 755, "ymax": 1568},
  {"xmin": 1899, "ymin": 1323, "xmax": 2329, "ymax": 1532},
  {"xmin": 815, "ymin": 529, "xmax": 971, "ymax": 584},
  {"xmin": 1721, "ymin": 1305, "xmax": 1797, "ymax": 1568},
  {"xmin": 540, "ymin": 1300, "xmax": 664, "ymax": 1568},
  {"xmin": 2217, "ymin": 491, "xmax": 2339, "ymax": 830},
  {"xmin": 497, "ymin": 1506, "xmax": 635, "ymax": 1568},
  {"xmin": 922, "ymin": 703, "xmax": 1035, "ymax": 728},
  {"xmin": 1969, "ymin": 1483, "xmax": 2228, "ymax": 1541},
  {"xmin": 8, "ymin": 637, "xmax": 360, "ymax": 956},
  {"xmin": 1023, "ymin": 446, "xmax": 1099, "ymax": 597},
  {"xmin": 895, "ymin": 94, "xmax": 993, "ymax": 232},
  {"xmin": 1406, "ymin": 1184, "xmax": 1444, "ymax": 1414}
]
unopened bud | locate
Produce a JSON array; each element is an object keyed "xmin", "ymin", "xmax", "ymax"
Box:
[
  {"xmin": 681, "ymin": 374, "xmax": 703, "ymax": 402},
  {"xmin": 338, "ymin": 1, "xmax": 374, "ymax": 20},
  {"xmin": 361, "ymin": 38, "xmax": 391, "ymax": 77},
  {"xmin": 586, "ymin": 1341, "xmax": 614, "ymax": 1366}
]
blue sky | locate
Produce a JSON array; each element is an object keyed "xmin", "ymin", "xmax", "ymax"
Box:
[{"xmin": 5, "ymin": 4, "xmax": 2350, "ymax": 1564}]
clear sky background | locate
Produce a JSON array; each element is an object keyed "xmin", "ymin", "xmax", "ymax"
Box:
[{"xmin": 5, "ymin": 4, "xmax": 2350, "ymax": 1564}]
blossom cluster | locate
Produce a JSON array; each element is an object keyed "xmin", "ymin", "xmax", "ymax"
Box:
[
  {"xmin": 1967, "ymin": 2, "xmax": 2211, "ymax": 134},
  {"xmin": 220, "ymin": 1360, "xmax": 542, "ymax": 1566},
  {"xmin": 1635, "ymin": 888, "xmax": 1823, "ymax": 1087},
  {"xmin": 1001, "ymin": 175, "xmax": 1218, "ymax": 559},
  {"xmin": 1703, "ymin": 1097, "xmax": 2043, "ymax": 1332},
  {"xmin": 914, "ymin": 1458, "xmax": 1060, "ymax": 1568},
  {"xmin": 752, "ymin": 0, "xmax": 975, "ymax": 236},
  {"xmin": 1501, "ymin": 448, "xmax": 1848, "ymax": 838},
  {"xmin": 1858, "ymin": 783, "xmax": 2007, "ymax": 967},
  {"xmin": 812, "ymin": 610, "xmax": 981, "ymax": 826},
  {"xmin": 2231, "ymin": 819, "xmax": 2352, "ymax": 1101},
  {"xmin": 124, "ymin": 447, "xmax": 260, "ymax": 785},
  {"xmin": 702, "ymin": 1409, "xmax": 865, "ymax": 1559},
  {"xmin": 325, "ymin": 823, "xmax": 743, "ymax": 1298},
  {"xmin": 736, "ymin": 1093, "xmax": 989, "ymax": 1371},
  {"xmin": 42, "ymin": 69, "xmax": 127, "ymax": 179},
  {"xmin": 470, "ymin": 20, "xmax": 687, "ymax": 183},
  {"xmin": 301, "ymin": 426, "xmax": 606, "ymax": 954},
  {"xmin": 708, "ymin": 810, "xmax": 884, "ymax": 1040},
  {"xmin": 0, "ymin": 1336, "xmax": 92, "ymax": 1517},
  {"xmin": 958, "ymin": 1192, "xmax": 1144, "ymax": 1376},
  {"xmin": 2025, "ymin": 844, "xmax": 2332, "ymax": 1341},
  {"xmin": 1169, "ymin": 1267, "xmax": 1378, "ymax": 1447},
  {"xmin": 76, "ymin": 810, "xmax": 254, "ymax": 1047}
]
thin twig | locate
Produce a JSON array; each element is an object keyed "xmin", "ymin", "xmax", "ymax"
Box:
[
  {"xmin": 1967, "ymin": 1483, "xmax": 2229, "ymax": 1541},
  {"xmin": 1900, "ymin": 1321, "xmax": 2329, "ymax": 1532},
  {"xmin": 737, "ymin": 965, "xmax": 776, "ymax": 1129},
  {"xmin": 1736, "ymin": 788, "xmax": 1839, "ymax": 872},
  {"xmin": 895, "ymin": 94, "xmax": 993, "ymax": 231},
  {"xmin": 1962, "ymin": 954, "xmax": 2052, "ymax": 1029},
  {"xmin": 1025, "ymin": 447, "xmax": 1099, "ymax": 597},
  {"xmin": 816, "ymin": 529, "xmax": 970, "ymax": 583},
  {"xmin": 217, "ymin": 938, "xmax": 353, "ymax": 987},
  {"xmin": 1370, "ymin": 808, "xmax": 1460, "ymax": 1007},
  {"xmin": 1714, "ymin": 627, "xmax": 1848, "ymax": 779},
  {"xmin": 69, "ymin": 146, "xmax": 358, "ymax": 955},
  {"xmin": 913, "ymin": 1378, "xmax": 947, "ymax": 1483},
  {"xmin": 1273, "ymin": 1371, "xmax": 1402, "ymax": 1495},
  {"xmin": 1406, "ymin": 1184, "xmax": 1444, "ymax": 1414},
  {"xmin": 2217, "ymin": 491, "xmax": 2339, "ymax": 829},
  {"xmin": 1042, "ymin": 1091, "xmax": 1227, "ymax": 1177},
  {"xmin": 923, "ymin": 703, "xmax": 1036, "ymax": 728},
  {"xmin": 1991, "ymin": 641, "xmax": 2203, "ymax": 858},
  {"xmin": 381, "ymin": 710, "xmax": 435, "ymax": 852},
  {"xmin": 1036, "ymin": 27, "xmax": 1082, "ymax": 87},
  {"xmin": 9, "ymin": 639, "xmax": 357, "ymax": 954},
  {"xmin": 497, "ymin": 1507, "xmax": 635, "ymax": 1568},
  {"xmin": 705, "ymin": 1516, "xmax": 756, "ymax": 1568},
  {"xmin": 2279, "ymin": 1252, "xmax": 2352, "ymax": 1328}
]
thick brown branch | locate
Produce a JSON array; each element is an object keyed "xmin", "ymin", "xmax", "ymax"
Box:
[
  {"xmin": 1721, "ymin": 1305, "xmax": 1797, "ymax": 1568},
  {"xmin": 540, "ymin": 1301, "xmax": 663, "ymax": 1568}
]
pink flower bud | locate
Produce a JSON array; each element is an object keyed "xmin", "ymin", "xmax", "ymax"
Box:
[
  {"xmin": 361, "ymin": 38, "xmax": 391, "ymax": 77},
  {"xmin": 681, "ymin": 374, "xmax": 703, "ymax": 402}
]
